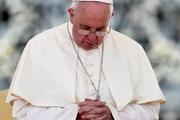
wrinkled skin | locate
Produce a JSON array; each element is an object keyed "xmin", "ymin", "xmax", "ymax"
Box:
[
  {"xmin": 77, "ymin": 98, "xmax": 114, "ymax": 120},
  {"xmin": 68, "ymin": 2, "xmax": 112, "ymax": 50}
]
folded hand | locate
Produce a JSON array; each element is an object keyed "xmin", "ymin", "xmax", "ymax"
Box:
[{"xmin": 77, "ymin": 98, "xmax": 113, "ymax": 120}]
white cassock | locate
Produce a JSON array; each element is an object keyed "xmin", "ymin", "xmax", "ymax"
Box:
[{"xmin": 6, "ymin": 22, "xmax": 166, "ymax": 120}]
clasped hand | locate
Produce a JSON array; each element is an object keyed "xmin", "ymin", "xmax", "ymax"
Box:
[{"xmin": 77, "ymin": 98, "xmax": 113, "ymax": 120}]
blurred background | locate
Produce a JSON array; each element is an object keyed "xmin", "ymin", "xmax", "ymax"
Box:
[{"xmin": 0, "ymin": 0, "xmax": 180, "ymax": 119}]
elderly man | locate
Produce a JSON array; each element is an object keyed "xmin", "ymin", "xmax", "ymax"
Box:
[{"xmin": 7, "ymin": 0, "xmax": 166, "ymax": 120}]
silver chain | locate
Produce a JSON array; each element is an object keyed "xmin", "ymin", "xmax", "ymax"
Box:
[{"xmin": 67, "ymin": 22, "xmax": 104, "ymax": 99}]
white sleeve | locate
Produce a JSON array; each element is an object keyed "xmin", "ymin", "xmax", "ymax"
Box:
[
  {"xmin": 106, "ymin": 102, "xmax": 160, "ymax": 120},
  {"xmin": 12, "ymin": 100, "xmax": 79, "ymax": 120}
]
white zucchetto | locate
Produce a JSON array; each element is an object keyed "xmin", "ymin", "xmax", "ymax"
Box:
[{"xmin": 72, "ymin": 0, "xmax": 113, "ymax": 4}]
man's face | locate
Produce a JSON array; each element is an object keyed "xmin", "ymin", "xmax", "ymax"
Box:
[{"xmin": 69, "ymin": 2, "xmax": 111, "ymax": 50}]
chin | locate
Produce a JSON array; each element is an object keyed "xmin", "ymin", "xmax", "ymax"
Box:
[{"xmin": 82, "ymin": 45, "xmax": 97, "ymax": 51}]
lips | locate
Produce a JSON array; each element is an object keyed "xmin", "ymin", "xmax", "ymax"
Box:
[
  {"xmin": 86, "ymin": 40, "xmax": 98, "ymax": 47},
  {"xmin": 80, "ymin": 41, "xmax": 97, "ymax": 50},
  {"xmin": 87, "ymin": 39, "xmax": 99, "ymax": 45},
  {"xmin": 80, "ymin": 38, "xmax": 101, "ymax": 50}
]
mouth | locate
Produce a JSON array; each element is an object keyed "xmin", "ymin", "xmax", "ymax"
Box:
[
  {"xmin": 79, "ymin": 41, "xmax": 98, "ymax": 50},
  {"xmin": 85, "ymin": 41, "xmax": 98, "ymax": 47}
]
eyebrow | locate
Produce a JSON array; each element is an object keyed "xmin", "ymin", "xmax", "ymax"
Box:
[{"xmin": 79, "ymin": 24, "xmax": 107, "ymax": 31}]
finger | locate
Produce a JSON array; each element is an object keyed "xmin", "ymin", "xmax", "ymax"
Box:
[
  {"xmin": 79, "ymin": 105, "xmax": 95, "ymax": 114},
  {"xmin": 95, "ymin": 114, "xmax": 107, "ymax": 120},
  {"xmin": 81, "ymin": 114, "xmax": 99, "ymax": 120},
  {"xmin": 79, "ymin": 106, "xmax": 107, "ymax": 118},
  {"xmin": 79, "ymin": 101, "xmax": 106, "ymax": 107},
  {"xmin": 88, "ymin": 107, "xmax": 106, "ymax": 115},
  {"xmin": 81, "ymin": 113, "xmax": 106, "ymax": 120}
]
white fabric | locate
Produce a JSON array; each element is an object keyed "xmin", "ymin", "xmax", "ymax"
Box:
[
  {"xmin": 72, "ymin": 0, "xmax": 113, "ymax": 5},
  {"xmin": 11, "ymin": 46, "xmax": 161, "ymax": 120},
  {"xmin": 107, "ymin": 103, "xmax": 160, "ymax": 120},
  {"xmin": 6, "ymin": 22, "xmax": 166, "ymax": 111},
  {"xmin": 13, "ymin": 99, "xmax": 160, "ymax": 120},
  {"xmin": 73, "ymin": 40, "xmax": 115, "ymax": 105},
  {"xmin": 13, "ymin": 100, "xmax": 79, "ymax": 120},
  {"xmin": 12, "ymin": 100, "xmax": 30, "ymax": 120}
]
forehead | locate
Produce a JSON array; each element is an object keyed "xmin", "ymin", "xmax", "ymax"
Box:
[{"xmin": 75, "ymin": 2, "xmax": 110, "ymax": 26}]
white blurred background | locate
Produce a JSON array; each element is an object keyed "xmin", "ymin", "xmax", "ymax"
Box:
[{"xmin": 0, "ymin": 0, "xmax": 180, "ymax": 119}]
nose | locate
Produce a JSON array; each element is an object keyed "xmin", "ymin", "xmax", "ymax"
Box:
[{"xmin": 87, "ymin": 33, "xmax": 97, "ymax": 43}]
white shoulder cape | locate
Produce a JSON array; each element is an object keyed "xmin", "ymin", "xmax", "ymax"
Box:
[{"xmin": 6, "ymin": 22, "xmax": 166, "ymax": 111}]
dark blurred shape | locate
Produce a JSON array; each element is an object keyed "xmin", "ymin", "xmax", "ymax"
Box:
[
  {"xmin": 156, "ymin": 2, "xmax": 180, "ymax": 44},
  {"xmin": 0, "ymin": 1, "xmax": 10, "ymax": 37},
  {"xmin": 0, "ymin": 7, "xmax": 10, "ymax": 23},
  {"xmin": 156, "ymin": 7, "xmax": 164, "ymax": 22}
]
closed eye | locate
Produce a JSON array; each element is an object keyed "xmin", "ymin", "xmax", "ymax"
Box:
[
  {"xmin": 96, "ymin": 26, "xmax": 106, "ymax": 31},
  {"xmin": 79, "ymin": 24, "xmax": 106, "ymax": 31},
  {"xmin": 79, "ymin": 24, "xmax": 91, "ymax": 30}
]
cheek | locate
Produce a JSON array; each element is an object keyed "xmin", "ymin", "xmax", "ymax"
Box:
[
  {"xmin": 73, "ymin": 28, "xmax": 84, "ymax": 43},
  {"xmin": 74, "ymin": 33, "xmax": 86, "ymax": 44},
  {"xmin": 97, "ymin": 37, "xmax": 104, "ymax": 43},
  {"xmin": 76, "ymin": 36, "xmax": 84, "ymax": 44}
]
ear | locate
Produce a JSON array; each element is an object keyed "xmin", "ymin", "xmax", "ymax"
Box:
[{"xmin": 67, "ymin": 8, "xmax": 75, "ymax": 24}]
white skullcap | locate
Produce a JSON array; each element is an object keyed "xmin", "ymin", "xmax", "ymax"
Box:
[{"xmin": 73, "ymin": 0, "xmax": 113, "ymax": 5}]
